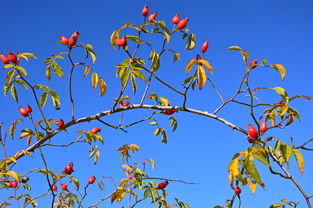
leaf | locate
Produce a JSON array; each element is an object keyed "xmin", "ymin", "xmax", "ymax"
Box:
[
  {"xmin": 154, "ymin": 128, "xmax": 161, "ymax": 136},
  {"xmin": 159, "ymin": 96, "xmax": 169, "ymax": 106},
  {"xmin": 6, "ymin": 69, "xmax": 15, "ymax": 86},
  {"xmin": 272, "ymin": 87, "xmax": 288, "ymax": 101},
  {"xmin": 197, "ymin": 65, "xmax": 207, "ymax": 89},
  {"xmin": 84, "ymin": 65, "xmax": 91, "ymax": 77},
  {"xmin": 227, "ymin": 46, "xmax": 243, "ymax": 51},
  {"xmin": 110, "ymin": 28, "xmax": 121, "ymax": 50},
  {"xmin": 85, "ymin": 44, "xmax": 97, "ymax": 64},
  {"xmin": 186, "ymin": 33, "xmax": 196, "ymax": 50},
  {"xmin": 98, "ymin": 78, "xmax": 106, "ymax": 96},
  {"xmin": 10, "ymin": 85, "xmax": 18, "ymax": 102},
  {"xmin": 280, "ymin": 144, "xmax": 293, "ymax": 163},
  {"xmin": 270, "ymin": 64, "xmax": 286, "ymax": 80},
  {"xmin": 52, "ymin": 62, "xmax": 63, "ymax": 78},
  {"xmin": 49, "ymin": 90, "xmax": 60, "ymax": 108},
  {"xmin": 161, "ymin": 128, "xmax": 167, "ymax": 143},
  {"xmin": 40, "ymin": 91, "xmax": 48, "ymax": 107},
  {"xmin": 132, "ymin": 70, "xmax": 146, "ymax": 82},
  {"xmin": 249, "ymin": 181, "xmax": 257, "ymax": 194},
  {"xmin": 46, "ymin": 66, "xmax": 51, "ymax": 81},
  {"xmin": 293, "ymin": 149, "xmax": 304, "ymax": 174},
  {"xmin": 15, "ymin": 79, "xmax": 28, "ymax": 90},
  {"xmin": 121, "ymin": 70, "xmax": 130, "ymax": 87},
  {"xmin": 91, "ymin": 72, "xmax": 99, "ymax": 88},
  {"xmin": 269, "ymin": 203, "xmax": 283, "ymax": 208},
  {"xmin": 251, "ymin": 146, "xmax": 270, "ymax": 166},
  {"xmin": 245, "ymin": 157, "xmax": 261, "ymax": 183},
  {"xmin": 126, "ymin": 35, "xmax": 140, "ymax": 43},
  {"xmin": 186, "ymin": 59, "xmax": 196, "ymax": 74},
  {"xmin": 6, "ymin": 170, "xmax": 19, "ymax": 181},
  {"xmin": 3, "ymin": 64, "xmax": 14, "ymax": 69},
  {"xmin": 228, "ymin": 155, "xmax": 240, "ymax": 185},
  {"xmin": 15, "ymin": 66, "xmax": 28, "ymax": 77},
  {"xmin": 196, "ymin": 59, "xmax": 214, "ymax": 75},
  {"xmin": 130, "ymin": 73, "xmax": 137, "ymax": 94}
]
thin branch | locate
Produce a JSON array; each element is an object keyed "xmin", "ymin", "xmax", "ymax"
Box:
[
  {"xmin": 142, "ymin": 177, "xmax": 198, "ymax": 185},
  {"xmin": 294, "ymin": 138, "xmax": 313, "ymax": 149}
]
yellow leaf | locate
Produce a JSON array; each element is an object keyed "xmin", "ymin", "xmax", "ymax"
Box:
[
  {"xmin": 122, "ymin": 164, "xmax": 132, "ymax": 170},
  {"xmin": 197, "ymin": 65, "xmax": 207, "ymax": 89},
  {"xmin": 293, "ymin": 149, "xmax": 304, "ymax": 174},
  {"xmin": 159, "ymin": 96, "xmax": 169, "ymax": 106},
  {"xmin": 196, "ymin": 59, "xmax": 214, "ymax": 75},
  {"xmin": 186, "ymin": 59, "xmax": 196, "ymax": 74},
  {"xmin": 6, "ymin": 170, "xmax": 19, "ymax": 181},
  {"xmin": 91, "ymin": 72, "xmax": 98, "ymax": 88},
  {"xmin": 249, "ymin": 181, "xmax": 257, "ymax": 194},
  {"xmin": 228, "ymin": 157, "xmax": 240, "ymax": 184},
  {"xmin": 98, "ymin": 78, "xmax": 106, "ymax": 96},
  {"xmin": 84, "ymin": 65, "xmax": 91, "ymax": 77},
  {"xmin": 19, "ymin": 132, "xmax": 30, "ymax": 139}
]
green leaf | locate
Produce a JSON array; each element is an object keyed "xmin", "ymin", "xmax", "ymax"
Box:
[
  {"xmin": 186, "ymin": 59, "xmax": 196, "ymax": 74},
  {"xmin": 121, "ymin": 70, "xmax": 130, "ymax": 87},
  {"xmin": 15, "ymin": 66, "xmax": 28, "ymax": 77},
  {"xmin": 159, "ymin": 96, "xmax": 169, "ymax": 106},
  {"xmin": 293, "ymin": 149, "xmax": 304, "ymax": 174},
  {"xmin": 52, "ymin": 62, "xmax": 63, "ymax": 78},
  {"xmin": 169, "ymin": 117, "xmax": 178, "ymax": 131},
  {"xmin": 110, "ymin": 28, "xmax": 121, "ymax": 49},
  {"xmin": 132, "ymin": 70, "xmax": 146, "ymax": 82},
  {"xmin": 269, "ymin": 203, "xmax": 283, "ymax": 208},
  {"xmin": 46, "ymin": 65, "xmax": 51, "ymax": 81},
  {"xmin": 49, "ymin": 90, "xmax": 60, "ymax": 108},
  {"xmin": 280, "ymin": 144, "xmax": 293, "ymax": 163},
  {"xmin": 10, "ymin": 85, "xmax": 18, "ymax": 102},
  {"xmin": 161, "ymin": 128, "xmax": 167, "ymax": 143},
  {"xmin": 126, "ymin": 35, "xmax": 140, "ymax": 43},
  {"xmin": 40, "ymin": 91, "xmax": 48, "ymax": 107},
  {"xmin": 245, "ymin": 157, "xmax": 261, "ymax": 183},
  {"xmin": 154, "ymin": 128, "xmax": 161, "ymax": 136},
  {"xmin": 130, "ymin": 73, "xmax": 137, "ymax": 94},
  {"xmin": 85, "ymin": 44, "xmax": 97, "ymax": 64},
  {"xmin": 270, "ymin": 64, "xmax": 286, "ymax": 80},
  {"xmin": 227, "ymin": 46, "xmax": 243, "ymax": 51},
  {"xmin": 272, "ymin": 87, "xmax": 288, "ymax": 101},
  {"xmin": 15, "ymin": 79, "xmax": 28, "ymax": 90},
  {"xmin": 6, "ymin": 69, "xmax": 15, "ymax": 86},
  {"xmin": 186, "ymin": 33, "xmax": 196, "ymax": 50},
  {"xmin": 3, "ymin": 64, "xmax": 14, "ymax": 69},
  {"xmin": 250, "ymin": 146, "xmax": 270, "ymax": 166}
]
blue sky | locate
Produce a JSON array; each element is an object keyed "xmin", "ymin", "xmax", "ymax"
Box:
[{"xmin": 1, "ymin": 0, "xmax": 313, "ymax": 207}]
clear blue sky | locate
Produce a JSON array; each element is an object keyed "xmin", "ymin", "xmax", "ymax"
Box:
[{"xmin": 1, "ymin": 0, "xmax": 313, "ymax": 207}]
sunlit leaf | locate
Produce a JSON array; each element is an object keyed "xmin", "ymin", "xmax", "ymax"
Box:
[
  {"xmin": 293, "ymin": 149, "xmax": 304, "ymax": 174},
  {"xmin": 227, "ymin": 46, "xmax": 243, "ymax": 51},
  {"xmin": 98, "ymin": 78, "xmax": 106, "ymax": 96},
  {"xmin": 270, "ymin": 64, "xmax": 286, "ymax": 80},
  {"xmin": 249, "ymin": 181, "xmax": 257, "ymax": 194},
  {"xmin": 196, "ymin": 59, "xmax": 214, "ymax": 75},
  {"xmin": 197, "ymin": 65, "xmax": 207, "ymax": 89},
  {"xmin": 186, "ymin": 59, "xmax": 196, "ymax": 74},
  {"xmin": 84, "ymin": 65, "xmax": 91, "ymax": 77},
  {"xmin": 92, "ymin": 72, "xmax": 99, "ymax": 88}
]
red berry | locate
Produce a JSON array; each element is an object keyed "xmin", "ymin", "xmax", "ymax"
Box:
[
  {"xmin": 176, "ymin": 18, "xmax": 189, "ymax": 29},
  {"xmin": 60, "ymin": 35, "xmax": 69, "ymax": 45},
  {"xmin": 248, "ymin": 124, "xmax": 258, "ymax": 140},
  {"xmin": 128, "ymin": 174, "xmax": 133, "ymax": 180},
  {"xmin": 142, "ymin": 5, "xmax": 149, "ymax": 17},
  {"xmin": 19, "ymin": 107, "xmax": 29, "ymax": 117},
  {"xmin": 114, "ymin": 36, "xmax": 127, "ymax": 47},
  {"xmin": 148, "ymin": 12, "xmax": 157, "ymax": 22},
  {"xmin": 6, "ymin": 182, "xmax": 12, "ymax": 188},
  {"xmin": 123, "ymin": 100, "xmax": 130, "ymax": 107},
  {"xmin": 157, "ymin": 181, "xmax": 169, "ymax": 189},
  {"xmin": 201, "ymin": 41, "xmax": 209, "ymax": 53},
  {"xmin": 235, "ymin": 186, "xmax": 241, "ymax": 195},
  {"xmin": 57, "ymin": 119, "xmax": 64, "ymax": 128},
  {"xmin": 26, "ymin": 105, "xmax": 32, "ymax": 114},
  {"xmin": 260, "ymin": 121, "xmax": 267, "ymax": 133},
  {"xmin": 165, "ymin": 109, "xmax": 177, "ymax": 115},
  {"xmin": 61, "ymin": 183, "xmax": 68, "ymax": 191},
  {"xmin": 249, "ymin": 60, "xmax": 257, "ymax": 69},
  {"xmin": 64, "ymin": 164, "xmax": 74, "ymax": 175},
  {"xmin": 88, "ymin": 176, "xmax": 96, "ymax": 184},
  {"xmin": 11, "ymin": 181, "xmax": 18, "ymax": 188},
  {"xmin": 68, "ymin": 31, "xmax": 79, "ymax": 47},
  {"xmin": 90, "ymin": 127, "xmax": 101, "ymax": 134},
  {"xmin": 8, "ymin": 52, "xmax": 18, "ymax": 65},
  {"xmin": 0, "ymin": 54, "xmax": 9, "ymax": 64},
  {"xmin": 52, "ymin": 184, "xmax": 58, "ymax": 191},
  {"xmin": 172, "ymin": 14, "xmax": 180, "ymax": 24},
  {"xmin": 68, "ymin": 162, "xmax": 73, "ymax": 168}
]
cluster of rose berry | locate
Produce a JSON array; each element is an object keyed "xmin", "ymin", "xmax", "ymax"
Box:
[{"xmin": 0, "ymin": 52, "xmax": 18, "ymax": 65}]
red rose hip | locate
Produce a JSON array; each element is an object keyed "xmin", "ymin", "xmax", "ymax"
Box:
[
  {"xmin": 52, "ymin": 184, "xmax": 58, "ymax": 191},
  {"xmin": 61, "ymin": 183, "xmax": 68, "ymax": 191},
  {"xmin": 176, "ymin": 18, "xmax": 189, "ymax": 29},
  {"xmin": 148, "ymin": 12, "xmax": 157, "ymax": 22},
  {"xmin": 201, "ymin": 41, "xmax": 209, "ymax": 53},
  {"xmin": 0, "ymin": 54, "xmax": 9, "ymax": 64},
  {"xmin": 260, "ymin": 121, "xmax": 267, "ymax": 133},
  {"xmin": 249, "ymin": 60, "xmax": 257, "ymax": 69},
  {"xmin": 57, "ymin": 119, "xmax": 64, "ymax": 128},
  {"xmin": 142, "ymin": 5, "xmax": 149, "ymax": 17},
  {"xmin": 235, "ymin": 186, "xmax": 241, "ymax": 195},
  {"xmin": 88, "ymin": 176, "xmax": 96, "ymax": 184},
  {"xmin": 8, "ymin": 52, "xmax": 18, "ymax": 65},
  {"xmin": 90, "ymin": 127, "xmax": 101, "ymax": 134},
  {"xmin": 172, "ymin": 14, "xmax": 180, "ymax": 24}
]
